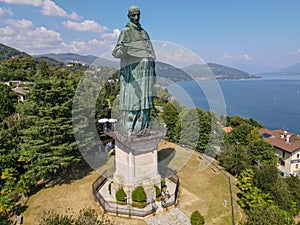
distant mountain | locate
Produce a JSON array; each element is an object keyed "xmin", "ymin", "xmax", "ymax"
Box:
[
  {"xmin": 183, "ymin": 63, "xmax": 259, "ymax": 80},
  {"xmin": 259, "ymin": 63, "xmax": 300, "ymax": 76},
  {"xmin": 0, "ymin": 43, "xmax": 63, "ymax": 67},
  {"xmin": 279, "ymin": 63, "xmax": 300, "ymax": 74},
  {"xmin": 35, "ymin": 53, "xmax": 120, "ymax": 69},
  {"xmin": 0, "ymin": 43, "xmax": 29, "ymax": 61},
  {"xmin": 156, "ymin": 62, "xmax": 191, "ymax": 83},
  {"xmin": 34, "ymin": 53, "xmax": 97, "ymax": 64}
]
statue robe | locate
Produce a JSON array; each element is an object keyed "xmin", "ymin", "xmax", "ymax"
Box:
[{"xmin": 112, "ymin": 21, "xmax": 156, "ymax": 134}]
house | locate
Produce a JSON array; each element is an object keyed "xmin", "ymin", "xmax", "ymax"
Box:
[
  {"xmin": 12, "ymin": 86, "xmax": 28, "ymax": 102},
  {"xmin": 222, "ymin": 126, "xmax": 233, "ymax": 133},
  {"xmin": 2, "ymin": 81, "xmax": 31, "ymax": 103},
  {"xmin": 259, "ymin": 128, "xmax": 300, "ymax": 177}
]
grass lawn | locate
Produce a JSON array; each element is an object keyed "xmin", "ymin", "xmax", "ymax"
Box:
[
  {"xmin": 21, "ymin": 141, "xmax": 243, "ymax": 225},
  {"xmin": 21, "ymin": 157, "xmax": 146, "ymax": 225},
  {"xmin": 176, "ymin": 151, "xmax": 243, "ymax": 225}
]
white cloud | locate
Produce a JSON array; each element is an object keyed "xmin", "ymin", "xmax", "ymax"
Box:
[
  {"xmin": 102, "ymin": 29, "xmax": 120, "ymax": 39},
  {"xmin": 0, "ymin": 0, "xmax": 42, "ymax": 6},
  {"xmin": 0, "ymin": 26, "xmax": 16, "ymax": 36},
  {"xmin": 5, "ymin": 19, "xmax": 34, "ymax": 29},
  {"xmin": 41, "ymin": 0, "xmax": 80, "ymax": 20},
  {"xmin": 0, "ymin": 0, "xmax": 80, "ymax": 19},
  {"xmin": 67, "ymin": 39, "xmax": 114, "ymax": 56},
  {"xmin": 240, "ymin": 54, "xmax": 251, "ymax": 60},
  {"xmin": 221, "ymin": 53, "xmax": 252, "ymax": 61},
  {"xmin": 63, "ymin": 20, "xmax": 107, "ymax": 33},
  {"xmin": 0, "ymin": 17, "xmax": 114, "ymax": 55},
  {"xmin": 0, "ymin": 7, "xmax": 13, "ymax": 17},
  {"xmin": 0, "ymin": 19, "xmax": 64, "ymax": 54},
  {"xmin": 153, "ymin": 42, "xmax": 203, "ymax": 67}
]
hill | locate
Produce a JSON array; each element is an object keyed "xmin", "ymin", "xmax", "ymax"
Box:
[
  {"xmin": 279, "ymin": 63, "xmax": 300, "ymax": 74},
  {"xmin": 183, "ymin": 63, "xmax": 259, "ymax": 80},
  {"xmin": 35, "ymin": 53, "xmax": 98, "ymax": 65},
  {"xmin": 35, "ymin": 53, "xmax": 121, "ymax": 69},
  {"xmin": 0, "ymin": 43, "xmax": 29, "ymax": 61},
  {"xmin": 0, "ymin": 43, "xmax": 258, "ymax": 82}
]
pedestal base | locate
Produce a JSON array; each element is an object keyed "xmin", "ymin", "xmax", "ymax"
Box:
[{"xmin": 111, "ymin": 131, "xmax": 164, "ymax": 204}]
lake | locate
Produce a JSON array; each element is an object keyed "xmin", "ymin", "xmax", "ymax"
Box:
[{"xmin": 166, "ymin": 74, "xmax": 300, "ymax": 135}]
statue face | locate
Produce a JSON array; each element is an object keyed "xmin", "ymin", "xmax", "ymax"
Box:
[{"xmin": 128, "ymin": 11, "xmax": 140, "ymax": 24}]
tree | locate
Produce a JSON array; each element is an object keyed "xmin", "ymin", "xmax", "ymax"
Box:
[
  {"xmin": 237, "ymin": 169, "xmax": 272, "ymax": 210},
  {"xmin": 226, "ymin": 115, "xmax": 262, "ymax": 128},
  {"xmin": 0, "ymin": 57, "xmax": 36, "ymax": 81},
  {"xmin": 225, "ymin": 123, "xmax": 254, "ymax": 146},
  {"xmin": 243, "ymin": 203, "xmax": 294, "ymax": 225},
  {"xmin": 0, "ymin": 84, "xmax": 18, "ymax": 121},
  {"xmin": 17, "ymin": 66, "xmax": 82, "ymax": 183},
  {"xmin": 248, "ymin": 139, "xmax": 276, "ymax": 166},
  {"xmin": 175, "ymin": 108, "xmax": 211, "ymax": 152},
  {"xmin": 218, "ymin": 143, "xmax": 251, "ymax": 176},
  {"xmin": 253, "ymin": 165, "xmax": 297, "ymax": 215},
  {"xmin": 286, "ymin": 176, "xmax": 300, "ymax": 213},
  {"xmin": 190, "ymin": 210, "xmax": 205, "ymax": 225},
  {"xmin": 161, "ymin": 102, "xmax": 179, "ymax": 141}
]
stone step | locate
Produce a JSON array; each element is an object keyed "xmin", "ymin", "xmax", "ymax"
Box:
[{"xmin": 144, "ymin": 208, "xmax": 191, "ymax": 225}]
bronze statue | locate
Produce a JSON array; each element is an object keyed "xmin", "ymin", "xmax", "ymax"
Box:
[{"xmin": 112, "ymin": 6, "xmax": 156, "ymax": 136}]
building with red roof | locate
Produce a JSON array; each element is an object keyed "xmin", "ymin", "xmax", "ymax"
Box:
[{"xmin": 259, "ymin": 128, "xmax": 300, "ymax": 176}]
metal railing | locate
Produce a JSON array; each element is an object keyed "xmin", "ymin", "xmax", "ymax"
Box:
[{"xmin": 92, "ymin": 170, "xmax": 180, "ymax": 217}]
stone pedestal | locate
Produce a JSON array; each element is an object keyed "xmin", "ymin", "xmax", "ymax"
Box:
[{"xmin": 112, "ymin": 132, "xmax": 164, "ymax": 204}]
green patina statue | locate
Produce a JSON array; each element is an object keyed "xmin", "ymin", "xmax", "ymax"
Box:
[{"xmin": 112, "ymin": 6, "xmax": 156, "ymax": 136}]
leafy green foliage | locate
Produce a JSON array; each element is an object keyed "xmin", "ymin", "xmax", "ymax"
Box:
[
  {"xmin": 190, "ymin": 210, "xmax": 205, "ymax": 225},
  {"xmin": 248, "ymin": 138, "xmax": 277, "ymax": 166},
  {"xmin": 218, "ymin": 143, "xmax": 251, "ymax": 176},
  {"xmin": 17, "ymin": 65, "xmax": 82, "ymax": 183},
  {"xmin": 286, "ymin": 176, "xmax": 300, "ymax": 213},
  {"xmin": 161, "ymin": 102, "xmax": 179, "ymax": 141},
  {"xmin": 0, "ymin": 215, "xmax": 11, "ymax": 225},
  {"xmin": 226, "ymin": 115, "xmax": 262, "ymax": 128},
  {"xmin": 0, "ymin": 43, "xmax": 29, "ymax": 62},
  {"xmin": 242, "ymin": 203, "xmax": 294, "ymax": 225},
  {"xmin": 132, "ymin": 186, "xmax": 147, "ymax": 203},
  {"xmin": 237, "ymin": 169, "xmax": 273, "ymax": 210},
  {"xmin": 175, "ymin": 108, "xmax": 211, "ymax": 152},
  {"xmin": 155, "ymin": 185, "xmax": 161, "ymax": 198},
  {"xmin": 115, "ymin": 187, "xmax": 127, "ymax": 202},
  {"xmin": 0, "ymin": 57, "xmax": 36, "ymax": 81},
  {"xmin": 225, "ymin": 123, "xmax": 254, "ymax": 146},
  {"xmin": 0, "ymin": 84, "xmax": 18, "ymax": 121},
  {"xmin": 38, "ymin": 208, "xmax": 114, "ymax": 225}
]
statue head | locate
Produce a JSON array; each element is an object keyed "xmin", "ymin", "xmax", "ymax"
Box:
[{"xmin": 127, "ymin": 6, "xmax": 140, "ymax": 24}]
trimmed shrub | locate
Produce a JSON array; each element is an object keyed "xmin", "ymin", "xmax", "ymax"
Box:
[
  {"xmin": 132, "ymin": 201, "xmax": 147, "ymax": 208},
  {"xmin": 190, "ymin": 210, "xmax": 205, "ymax": 225},
  {"xmin": 155, "ymin": 185, "xmax": 161, "ymax": 201},
  {"xmin": 161, "ymin": 179, "xmax": 166, "ymax": 188},
  {"xmin": 116, "ymin": 187, "xmax": 127, "ymax": 203},
  {"xmin": 132, "ymin": 186, "xmax": 147, "ymax": 203}
]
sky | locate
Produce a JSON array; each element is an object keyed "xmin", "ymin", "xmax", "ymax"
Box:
[{"xmin": 0, "ymin": 0, "xmax": 300, "ymax": 73}]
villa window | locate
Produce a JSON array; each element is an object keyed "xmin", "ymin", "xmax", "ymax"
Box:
[
  {"xmin": 296, "ymin": 164, "xmax": 299, "ymax": 169},
  {"xmin": 297, "ymin": 154, "xmax": 300, "ymax": 158}
]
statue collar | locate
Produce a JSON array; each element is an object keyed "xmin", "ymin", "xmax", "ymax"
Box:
[{"xmin": 126, "ymin": 21, "xmax": 142, "ymax": 31}]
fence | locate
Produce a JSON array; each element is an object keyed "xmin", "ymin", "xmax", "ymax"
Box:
[{"xmin": 92, "ymin": 170, "xmax": 180, "ymax": 217}]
